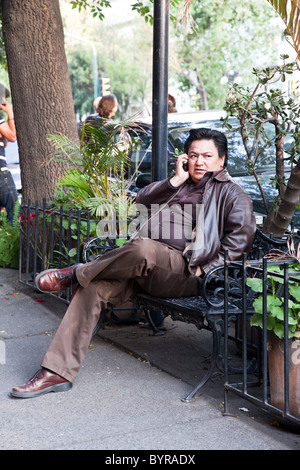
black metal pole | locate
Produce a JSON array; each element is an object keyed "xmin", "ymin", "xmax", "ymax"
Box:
[{"xmin": 152, "ymin": 0, "xmax": 169, "ymax": 182}]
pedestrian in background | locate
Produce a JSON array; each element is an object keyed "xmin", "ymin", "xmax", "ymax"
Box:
[
  {"xmin": 0, "ymin": 84, "xmax": 18, "ymax": 225},
  {"xmin": 85, "ymin": 94, "xmax": 119, "ymax": 124},
  {"xmin": 82, "ymin": 94, "xmax": 119, "ymax": 141},
  {"xmin": 168, "ymin": 94, "xmax": 177, "ymax": 113},
  {"xmin": 92, "ymin": 94, "xmax": 119, "ymax": 120}
]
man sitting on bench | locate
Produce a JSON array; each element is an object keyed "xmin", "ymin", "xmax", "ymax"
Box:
[{"xmin": 11, "ymin": 128, "xmax": 256, "ymax": 398}]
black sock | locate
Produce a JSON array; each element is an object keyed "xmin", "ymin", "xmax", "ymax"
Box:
[{"xmin": 73, "ymin": 267, "xmax": 79, "ymax": 283}]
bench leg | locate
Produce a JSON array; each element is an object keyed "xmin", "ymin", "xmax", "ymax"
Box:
[
  {"xmin": 91, "ymin": 309, "xmax": 109, "ymax": 337},
  {"xmin": 144, "ymin": 308, "xmax": 165, "ymax": 336},
  {"xmin": 181, "ymin": 317, "xmax": 218, "ymax": 403}
]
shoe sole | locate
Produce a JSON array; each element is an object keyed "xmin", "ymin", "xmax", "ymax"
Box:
[{"xmin": 10, "ymin": 382, "xmax": 73, "ymax": 398}]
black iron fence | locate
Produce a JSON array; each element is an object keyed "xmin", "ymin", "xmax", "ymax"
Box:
[
  {"xmin": 19, "ymin": 200, "xmax": 101, "ymax": 303},
  {"xmin": 223, "ymin": 256, "xmax": 300, "ymax": 429}
]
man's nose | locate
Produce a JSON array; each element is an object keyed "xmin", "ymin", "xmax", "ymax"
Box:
[{"xmin": 194, "ymin": 155, "xmax": 204, "ymax": 164}]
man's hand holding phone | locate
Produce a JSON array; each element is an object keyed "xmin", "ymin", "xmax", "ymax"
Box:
[
  {"xmin": 169, "ymin": 153, "xmax": 189, "ymax": 187},
  {"xmin": 0, "ymin": 99, "xmax": 14, "ymax": 120},
  {"xmin": 0, "ymin": 83, "xmax": 6, "ymax": 106},
  {"xmin": 182, "ymin": 160, "xmax": 189, "ymax": 172},
  {"xmin": 0, "ymin": 99, "xmax": 8, "ymax": 111},
  {"xmin": 0, "ymin": 98, "xmax": 16, "ymax": 142}
]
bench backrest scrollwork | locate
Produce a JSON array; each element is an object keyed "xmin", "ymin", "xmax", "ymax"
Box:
[{"xmin": 201, "ymin": 229, "xmax": 300, "ymax": 310}]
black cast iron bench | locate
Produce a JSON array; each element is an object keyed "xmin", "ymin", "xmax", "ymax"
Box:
[{"xmin": 83, "ymin": 228, "xmax": 299, "ymax": 402}]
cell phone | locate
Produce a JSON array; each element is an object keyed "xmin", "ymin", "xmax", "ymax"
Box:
[
  {"xmin": 183, "ymin": 161, "xmax": 189, "ymax": 172},
  {"xmin": 0, "ymin": 84, "xmax": 6, "ymax": 105}
]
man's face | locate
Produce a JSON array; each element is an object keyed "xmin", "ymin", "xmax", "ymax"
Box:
[{"xmin": 187, "ymin": 139, "xmax": 225, "ymax": 184}]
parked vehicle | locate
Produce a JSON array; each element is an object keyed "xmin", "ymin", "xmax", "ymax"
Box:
[{"xmin": 126, "ymin": 111, "xmax": 300, "ymax": 228}]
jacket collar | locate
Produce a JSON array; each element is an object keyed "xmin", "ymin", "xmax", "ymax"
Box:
[
  {"xmin": 186, "ymin": 168, "xmax": 231, "ymax": 187},
  {"xmin": 211, "ymin": 168, "xmax": 231, "ymax": 182}
]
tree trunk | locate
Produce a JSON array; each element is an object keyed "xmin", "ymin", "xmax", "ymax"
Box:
[
  {"xmin": 1, "ymin": 0, "xmax": 79, "ymax": 204},
  {"xmin": 263, "ymin": 157, "xmax": 300, "ymax": 235},
  {"xmin": 275, "ymin": 130, "xmax": 286, "ymax": 198}
]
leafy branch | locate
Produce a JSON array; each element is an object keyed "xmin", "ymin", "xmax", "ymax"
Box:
[
  {"xmin": 70, "ymin": 0, "xmax": 194, "ymax": 25},
  {"xmin": 69, "ymin": 0, "xmax": 112, "ymax": 20},
  {"xmin": 223, "ymin": 57, "xmax": 300, "ymax": 234}
]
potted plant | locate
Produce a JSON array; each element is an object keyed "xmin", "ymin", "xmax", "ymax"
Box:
[
  {"xmin": 246, "ymin": 254, "xmax": 300, "ymax": 418},
  {"xmin": 44, "ymin": 117, "xmax": 146, "ymax": 320},
  {"xmin": 223, "ymin": 56, "xmax": 300, "ymax": 235},
  {"xmin": 48, "ymin": 116, "xmax": 141, "ymax": 250}
]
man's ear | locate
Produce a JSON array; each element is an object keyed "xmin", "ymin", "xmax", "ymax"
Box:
[{"xmin": 220, "ymin": 155, "xmax": 225, "ymax": 168}]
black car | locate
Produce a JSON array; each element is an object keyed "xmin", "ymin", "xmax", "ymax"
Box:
[{"xmin": 126, "ymin": 111, "xmax": 300, "ymax": 228}]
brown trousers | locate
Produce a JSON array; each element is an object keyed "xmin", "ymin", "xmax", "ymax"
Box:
[{"xmin": 41, "ymin": 238, "xmax": 202, "ymax": 382}]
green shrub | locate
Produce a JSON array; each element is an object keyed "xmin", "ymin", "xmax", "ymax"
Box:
[
  {"xmin": 246, "ymin": 264, "xmax": 300, "ymax": 339},
  {"xmin": 0, "ymin": 203, "xmax": 20, "ymax": 269}
]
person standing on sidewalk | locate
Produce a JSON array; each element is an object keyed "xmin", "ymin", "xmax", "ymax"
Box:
[
  {"xmin": 85, "ymin": 94, "xmax": 119, "ymax": 125},
  {"xmin": 0, "ymin": 86, "xmax": 18, "ymax": 225},
  {"xmin": 10, "ymin": 128, "xmax": 256, "ymax": 398},
  {"xmin": 81, "ymin": 94, "xmax": 119, "ymax": 142}
]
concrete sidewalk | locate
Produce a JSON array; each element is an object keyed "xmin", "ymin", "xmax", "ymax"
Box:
[{"xmin": 0, "ymin": 267, "xmax": 299, "ymax": 450}]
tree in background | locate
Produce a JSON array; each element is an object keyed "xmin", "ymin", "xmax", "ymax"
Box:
[
  {"xmin": 95, "ymin": 27, "xmax": 153, "ymax": 119},
  {"xmin": 224, "ymin": 59, "xmax": 300, "ymax": 234},
  {"xmin": 62, "ymin": 0, "xmax": 153, "ymax": 120},
  {"xmin": 170, "ymin": 0, "xmax": 282, "ymax": 110},
  {"xmin": 223, "ymin": 0, "xmax": 300, "ymax": 234},
  {"xmin": 64, "ymin": 0, "xmax": 284, "ymax": 116},
  {"xmin": 1, "ymin": 0, "xmax": 79, "ymax": 204},
  {"xmin": 67, "ymin": 46, "xmax": 96, "ymax": 119}
]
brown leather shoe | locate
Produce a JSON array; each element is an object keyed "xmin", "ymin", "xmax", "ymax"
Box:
[
  {"xmin": 11, "ymin": 368, "xmax": 72, "ymax": 398},
  {"xmin": 35, "ymin": 264, "xmax": 82, "ymax": 293}
]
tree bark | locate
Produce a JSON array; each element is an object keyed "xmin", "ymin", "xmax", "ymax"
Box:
[
  {"xmin": 1, "ymin": 0, "xmax": 79, "ymax": 204},
  {"xmin": 275, "ymin": 131, "xmax": 286, "ymax": 197},
  {"xmin": 263, "ymin": 157, "xmax": 300, "ymax": 235}
]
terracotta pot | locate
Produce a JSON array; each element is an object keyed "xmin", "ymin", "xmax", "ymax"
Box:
[
  {"xmin": 236, "ymin": 318, "xmax": 261, "ymax": 356},
  {"xmin": 267, "ymin": 332, "xmax": 300, "ymax": 418}
]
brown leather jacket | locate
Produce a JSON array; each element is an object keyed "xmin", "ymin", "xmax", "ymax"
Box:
[{"xmin": 136, "ymin": 169, "xmax": 256, "ymax": 275}]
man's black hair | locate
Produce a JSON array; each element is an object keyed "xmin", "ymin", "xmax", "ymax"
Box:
[
  {"xmin": 0, "ymin": 83, "xmax": 10, "ymax": 98},
  {"xmin": 184, "ymin": 128, "xmax": 228, "ymax": 168}
]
